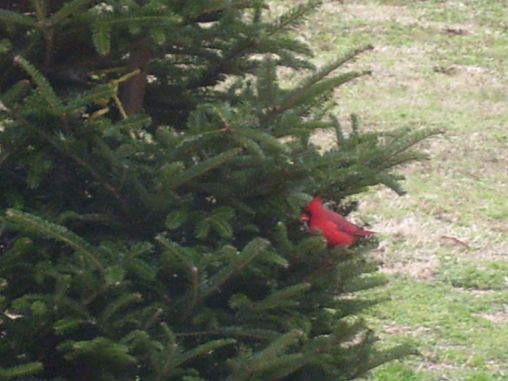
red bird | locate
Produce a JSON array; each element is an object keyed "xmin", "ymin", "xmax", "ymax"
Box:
[{"xmin": 300, "ymin": 197, "xmax": 374, "ymax": 247}]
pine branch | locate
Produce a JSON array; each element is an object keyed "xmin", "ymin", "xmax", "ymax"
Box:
[
  {"xmin": 56, "ymin": 211, "xmax": 116, "ymax": 226},
  {"xmin": 29, "ymin": 0, "xmax": 56, "ymax": 66},
  {"xmin": 351, "ymin": 113, "xmax": 360, "ymax": 137},
  {"xmin": 61, "ymin": 337, "xmax": 137, "ymax": 365},
  {"xmin": 237, "ymin": 127, "xmax": 290, "ymax": 154},
  {"xmin": 157, "ymin": 236, "xmax": 200, "ymax": 312},
  {"xmin": 91, "ymin": 13, "xmax": 181, "ymax": 55},
  {"xmin": 250, "ymin": 354, "xmax": 306, "ymax": 380},
  {"xmin": 176, "ymin": 327, "xmax": 280, "ymax": 341},
  {"xmin": 0, "ymin": 9, "xmax": 37, "ymax": 27},
  {"xmin": 200, "ymin": 207, "xmax": 235, "ymax": 239},
  {"xmin": 380, "ymin": 152, "xmax": 429, "ymax": 171},
  {"xmin": 266, "ymin": 0, "xmax": 322, "ymax": 36},
  {"xmin": 374, "ymin": 172, "xmax": 407, "ymax": 196},
  {"xmin": 0, "ymin": 79, "xmax": 31, "ymax": 106},
  {"xmin": 301, "ymin": 44, "xmax": 374, "ymax": 88},
  {"xmin": 332, "ymin": 116, "xmax": 346, "ymax": 146},
  {"xmin": 186, "ymin": 13, "xmax": 273, "ymax": 90},
  {"xmin": 172, "ymin": 339, "xmax": 237, "ymax": 369},
  {"xmin": 99, "ymin": 292, "xmax": 143, "ymax": 323},
  {"xmin": 248, "ymin": 283, "xmax": 311, "ymax": 311},
  {"xmin": 3, "ymin": 103, "xmax": 131, "ymax": 215},
  {"xmin": 365, "ymin": 128, "xmax": 442, "ymax": 170},
  {"xmin": 353, "ymin": 343, "xmax": 418, "ymax": 379},
  {"xmin": 154, "ymin": 338, "xmax": 236, "ymax": 381},
  {"xmin": 13, "ymin": 55, "xmax": 62, "ymax": 111},
  {"xmin": 63, "ymin": 84, "xmax": 115, "ymax": 112},
  {"xmin": 156, "ymin": 236, "xmax": 194, "ymax": 269},
  {"xmin": 167, "ymin": 148, "xmax": 242, "ymax": 189},
  {"xmin": 200, "ymin": 238, "xmax": 270, "ymax": 300},
  {"xmin": 272, "ymin": 222, "xmax": 294, "ymax": 253},
  {"xmin": 227, "ymin": 330, "xmax": 305, "ymax": 381},
  {"xmin": 164, "ymin": 210, "xmax": 188, "ymax": 230},
  {"xmin": 260, "ymin": 44, "xmax": 373, "ymax": 123},
  {"xmin": 53, "ymin": 318, "xmax": 88, "ymax": 335},
  {"xmin": 160, "ymin": 322, "xmax": 177, "ymax": 345},
  {"xmin": 5, "ymin": 209, "xmax": 105, "ymax": 273},
  {"xmin": 48, "ymin": 0, "xmax": 96, "ymax": 26},
  {"xmin": 0, "ymin": 362, "xmax": 43, "ymax": 380},
  {"xmin": 92, "ymin": 21, "xmax": 111, "ymax": 55}
]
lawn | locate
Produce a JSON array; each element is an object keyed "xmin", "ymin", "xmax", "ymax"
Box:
[{"xmin": 273, "ymin": 0, "xmax": 508, "ymax": 380}]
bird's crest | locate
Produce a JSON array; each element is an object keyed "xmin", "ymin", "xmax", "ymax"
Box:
[{"xmin": 307, "ymin": 196, "xmax": 323, "ymax": 213}]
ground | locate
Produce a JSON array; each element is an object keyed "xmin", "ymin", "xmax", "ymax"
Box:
[{"xmin": 273, "ymin": 0, "xmax": 508, "ymax": 380}]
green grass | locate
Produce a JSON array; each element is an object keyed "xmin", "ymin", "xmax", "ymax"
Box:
[
  {"xmin": 363, "ymin": 277, "xmax": 508, "ymax": 380},
  {"xmin": 439, "ymin": 260, "xmax": 508, "ymax": 290},
  {"xmin": 276, "ymin": 0, "xmax": 508, "ymax": 379}
]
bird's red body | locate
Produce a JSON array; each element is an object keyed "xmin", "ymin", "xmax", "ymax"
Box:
[{"xmin": 301, "ymin": 197, "xmax": 374, "ymax": 247}]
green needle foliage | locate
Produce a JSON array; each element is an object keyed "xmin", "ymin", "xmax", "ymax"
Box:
[{"xmin": 0, "ymin": 0, "xmax": 435, "ymax": 380}]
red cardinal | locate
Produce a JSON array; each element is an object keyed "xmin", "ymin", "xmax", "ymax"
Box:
[{"xmin": 300, "ymin": 197, "xmax": 374, "ymax": 247}]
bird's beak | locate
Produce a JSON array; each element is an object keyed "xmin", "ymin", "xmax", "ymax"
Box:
[{"xmin": 300, "ymin": 213, "xmax": 310, "ymax": 222}]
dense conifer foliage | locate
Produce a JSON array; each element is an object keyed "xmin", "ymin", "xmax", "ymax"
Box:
[{"xmin": 0, "ymin": 1, "xmax": 434, "ymax": 379}]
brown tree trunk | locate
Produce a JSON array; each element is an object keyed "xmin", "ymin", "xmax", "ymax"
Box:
[{"xmin": 120, "ymin": 42, "xmax": 152, "ymax": 116}]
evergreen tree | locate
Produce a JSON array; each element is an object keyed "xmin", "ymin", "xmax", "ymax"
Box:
[{"xmin": 0, "ymin": 0, "xmax": 435, "ymax": 380}]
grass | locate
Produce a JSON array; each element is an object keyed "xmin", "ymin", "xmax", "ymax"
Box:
[{"xmin": 273, "ymin": 0, "xmax": 508, "ymax": 379}]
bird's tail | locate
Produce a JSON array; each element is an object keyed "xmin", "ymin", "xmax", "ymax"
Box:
[{"xmin": 359, "ymin": 229, "xmax": 375, "ymax": 238}]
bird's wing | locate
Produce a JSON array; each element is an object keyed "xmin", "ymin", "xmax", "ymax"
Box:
[
  {"xmin": 318, "ymin": 220, "xmax": 355, "ymax": 246},
  {"xmin": 323, "ymin": 209, "xmax": 374, "ymax": 238}
]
